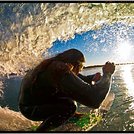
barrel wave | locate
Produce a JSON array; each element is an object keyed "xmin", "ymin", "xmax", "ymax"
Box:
[{"xmin": 0, "ymin": 3, "xmax": 134, "ymax": 76}]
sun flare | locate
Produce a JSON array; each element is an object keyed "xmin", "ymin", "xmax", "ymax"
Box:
[
  {"xmin": 117, "ymin": 41, "xmax": 132, "ymax": 60},
  {"xmin": 122, "ymin": 65, "xmax": 134, "ymax": 109}
]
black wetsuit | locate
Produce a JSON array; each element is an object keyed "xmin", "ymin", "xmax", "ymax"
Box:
[{"xmin": 18, "ymin": 61, "xmax": 112, "ymax": 129}]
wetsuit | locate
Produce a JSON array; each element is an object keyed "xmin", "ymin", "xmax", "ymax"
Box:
[{"xmin": 18, "ymin": 60, "xmax": 112, "ymax": 129}]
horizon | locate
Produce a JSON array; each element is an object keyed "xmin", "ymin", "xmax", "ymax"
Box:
[{"xmin": 84, "ymin": 62, "xmax": 134, "ymax": 68}]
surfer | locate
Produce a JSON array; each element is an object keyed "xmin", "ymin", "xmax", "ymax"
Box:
[{"xmin": 18, "ymin": 48, "xmax": 115, "ymax": 131}]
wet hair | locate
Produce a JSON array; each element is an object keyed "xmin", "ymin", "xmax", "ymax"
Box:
[
  {"xmin": 55, "ymin": 49, "xmax": 85, "ymax": 66},
  {"xmin": 31, "ymin": 49, "xmax": 85, "ymax": 83}
]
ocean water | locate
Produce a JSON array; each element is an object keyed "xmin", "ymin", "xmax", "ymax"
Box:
[
  {"xmin": 84, "ymin": 64, "xmax": 134, "ymax": 131},
  {"xmin": 0, "ymin": 64, "xmax": 134, "ymax": 131},
  {"xmin": 0, "ymin": 3, "xmax": 134, "ymax": 131},
  {"xmin": 0, "ymin": 76, "xmax": 22, "ymax": 111}
]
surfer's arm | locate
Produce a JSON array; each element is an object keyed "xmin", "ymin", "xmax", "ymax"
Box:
[
  {"xmin": 60, "ymin": 72, "xmax": 112, "ymax": 108},
  {"xmin": 78, "ymin": 73, "xmax": 101, "ymax": 84},
  {"xmin": 77, "ymin": 73, "xmax": 95, "ymax": 84}
]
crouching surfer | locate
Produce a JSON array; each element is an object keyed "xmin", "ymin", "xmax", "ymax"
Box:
[{"xmin": 18, "ymin": 49, "xmax": 115, "ymax": 131}]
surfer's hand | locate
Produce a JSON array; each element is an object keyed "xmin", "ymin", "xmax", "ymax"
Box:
[
  {"xmin": 103, "ymin": 61, "xmax": 115, "ymax": 75},
  {"xmin": 92, "ymin": 72, "xmax": 101, "ymax": 82}
]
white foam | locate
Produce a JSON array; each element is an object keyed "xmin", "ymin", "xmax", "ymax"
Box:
[{"xmin": 0, "ymin": 3, "xmax": 133, "ymax": 75}]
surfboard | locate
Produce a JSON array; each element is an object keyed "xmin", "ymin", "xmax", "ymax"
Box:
[
  {"xmin": 49, "ymin": 92, "xmax": 115, "ymax": 131},
  {"xmin": 30, "ymin": 91, "xmax": 114, "ymax": 132}
]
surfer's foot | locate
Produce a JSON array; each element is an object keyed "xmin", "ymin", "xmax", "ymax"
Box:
[
  {"xmin": 36, "ymin": 115, "xmax": 69, "ymax": 132},
  {"xmin": 36, "ymin": 121, "xmax": 50, "ymax": 132}
]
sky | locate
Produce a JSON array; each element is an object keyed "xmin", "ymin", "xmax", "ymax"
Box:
[{"xmin": 45, "ymin": 23, "xmax": 134, "ymax": 67}]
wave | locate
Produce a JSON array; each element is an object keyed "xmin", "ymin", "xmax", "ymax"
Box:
[
  {"xmin": 0, "ymin": 3, "xmax": 134, "ymax": 75},
  {"xmin": 0, "ymin": 106, "xmax": 40, "ymax": 131}
]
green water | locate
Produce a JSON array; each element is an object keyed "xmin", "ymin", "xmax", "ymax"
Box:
[{"xmin": 67, "ymin": 113, "xmax": 101, "ymax": 129}]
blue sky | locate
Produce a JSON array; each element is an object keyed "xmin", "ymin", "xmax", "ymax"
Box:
[{"xmin": 45, "ymin": 23, "xmax": 134, "ymax": 66}]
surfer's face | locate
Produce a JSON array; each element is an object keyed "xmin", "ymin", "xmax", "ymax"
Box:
[
  {"xmin": 78, "ymin": 62, "xmax": 84, "ymax": 71},
  {"xmin": 72, "ymin": 62, "xmax": 84, "ymax": 75}
]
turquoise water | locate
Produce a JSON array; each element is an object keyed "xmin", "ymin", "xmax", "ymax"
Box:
[
  {"xmin": 0, "ymin": 64, "xmax": 134, "ymax": 131},
  {"xmin": 0, "ymin": 76, "xmax": 22, "ymax": 111}
]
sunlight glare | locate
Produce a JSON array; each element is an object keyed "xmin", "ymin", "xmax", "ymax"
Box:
[
  {"xmin": 122, "ymin": 65, "xmax": 134, "ymax": 96},
  {"xmin": 122, "ymin": 65, "xmax": 134, "ymax": 109},
  {"xmin": 117, "ymin": 41, "xmax": 132, "ymax": 60}
]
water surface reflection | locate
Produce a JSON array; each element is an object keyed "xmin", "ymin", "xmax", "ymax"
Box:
[
  {"xmin": 89, "ymin": 65, "xmax": 134, "ymax": 131},
  {"xmin": 121, "ymin": 65, "xmax": 134, "ymax": 111}
]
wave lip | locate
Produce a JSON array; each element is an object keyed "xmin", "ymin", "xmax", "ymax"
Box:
[{"xmin": 0, "ymin": 3, "xmax": 134, "ymax": 75}]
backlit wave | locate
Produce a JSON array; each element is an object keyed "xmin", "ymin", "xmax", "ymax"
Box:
[{"xmin": 0, "ymin": 3, "xmax": 134, "ymax": 76}]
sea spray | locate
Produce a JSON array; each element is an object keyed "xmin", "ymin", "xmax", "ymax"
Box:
[{"xmin": 0, "ymin": 3, "xmax": 134, "ymax": 76}]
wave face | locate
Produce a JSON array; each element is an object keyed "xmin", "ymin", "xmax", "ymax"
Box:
[
  {"xmin": 0, "ymin": 106, "xmax": 40, "ymax": 131},
  {"xmin": 0, "ymin": 3, "xmax": 134, "ymax": 75}
]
